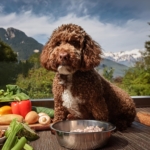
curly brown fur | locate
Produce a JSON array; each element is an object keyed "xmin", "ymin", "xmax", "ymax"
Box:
[{"xmin": 40, "ymin": 23, "xmax": 136, "ymax": 131}]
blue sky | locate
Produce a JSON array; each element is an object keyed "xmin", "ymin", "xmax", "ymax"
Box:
[{"xmin": 0, "ymin": 0, "xmax": 150, "ymax": 52}]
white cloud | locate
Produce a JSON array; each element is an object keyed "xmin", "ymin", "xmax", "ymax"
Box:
[{"xmin": 0, "ymin": 11, "xmax": 149, "ymax": 52}]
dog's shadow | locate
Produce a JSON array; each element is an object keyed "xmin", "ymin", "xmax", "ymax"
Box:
[
  {"xmin": 96, "ymin": 122, "xmax": 147, "ymax": 150},
  {"xmin": 98, "ymin": 133, "xmax": 128, "ymax": 150}
]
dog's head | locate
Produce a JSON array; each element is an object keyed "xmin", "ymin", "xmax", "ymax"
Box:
[{"xmin": 40, "ymin": 24, "xmax": 102, "ymax": 74}]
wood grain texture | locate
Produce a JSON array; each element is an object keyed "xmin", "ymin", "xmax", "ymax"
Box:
[
  {"xmin": 0, "ymin": 123, "xmax": 50, "ymax": 131},
  {"xmin": 28, "ymin": 121, "xmax": 150, "ymax": 150},
  {"xmin": 1, "ymin": 107, "xmax": 150, "ymax": 150}
]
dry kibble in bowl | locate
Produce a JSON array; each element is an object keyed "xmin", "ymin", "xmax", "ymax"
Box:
[
  {"xmin": 70, "ymin": 126, "xmax": 104, "ymax": 132},
  {"xmin": 50, "ymin": 120, "xmax": 116, "ymax": 150}
]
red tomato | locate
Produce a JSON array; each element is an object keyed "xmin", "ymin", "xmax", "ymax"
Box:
[{"xmin": 11, "ymin": 100, "xmax": 32, "ymax": 118}]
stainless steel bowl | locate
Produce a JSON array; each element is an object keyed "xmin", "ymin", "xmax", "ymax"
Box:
[{"xmin": 50, "ymin": 120, "xmax": 116, "ymax": 150}]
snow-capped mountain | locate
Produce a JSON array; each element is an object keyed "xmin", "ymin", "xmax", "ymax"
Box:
[{"xmin": 103, "ymin": 49, "xmax": 143, "ymax": 67}]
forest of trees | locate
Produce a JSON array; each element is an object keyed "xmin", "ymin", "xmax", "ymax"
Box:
[
  {"xmin": 0, "ymin": 39, "xmax": 54, "ymax": 98},
  {"xmin": 103, "ymin": 23, "xmax": 150, "ymax": 96},
  {"xmin": 121, "ymin": 29, "xmax": 150, "ymax": 95},
  {"xmin": 0, "ymin": 23, "xmax": 150, "ymax": 98}
]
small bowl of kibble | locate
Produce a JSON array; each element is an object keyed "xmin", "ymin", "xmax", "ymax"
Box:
[
  {"xmin": 0, "ymin": 130, "xmax": 6, "ymax": 145},
  {"xmin": 50, "ymin": 120, "xmax": 116, "ymax": 150}
]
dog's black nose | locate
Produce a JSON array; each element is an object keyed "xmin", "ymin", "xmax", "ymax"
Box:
[{"xmin": 59, "ymin": 52, "xmax": 69, "ymax": 61}]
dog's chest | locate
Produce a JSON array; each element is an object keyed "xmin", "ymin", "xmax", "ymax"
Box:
[{"xmin": 62, "ymin": 86, "xmax": 83, "ymax": 118}]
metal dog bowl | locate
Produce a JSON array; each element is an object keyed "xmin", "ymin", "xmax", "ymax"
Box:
[{"xmin": 50, "ymin": 120, "xmax": 116, "ymax": 150}]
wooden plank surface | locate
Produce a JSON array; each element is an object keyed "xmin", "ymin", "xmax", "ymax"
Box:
[
  {"xmin": 0, "ymin": 123, "xmax": 51, "ymax": 131},
  {"xmin": 28, "ymin": 121, "xmax": 150, "ymax": 150},
  {"xmin": 28, "ymin": 107, "xmax": 150, "ymax": 150},
  {"xmin": 1, "ymin": 107, "xmax": 150, "ymax": 150}
]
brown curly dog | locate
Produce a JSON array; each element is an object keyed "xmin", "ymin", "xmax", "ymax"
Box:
[{"xmin": 40, "ymin": 23, "xmax": 136, "ymax": 131}]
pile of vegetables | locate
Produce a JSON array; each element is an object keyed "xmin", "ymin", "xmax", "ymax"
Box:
[
  {"xmin": 0, "ymin": 84, "xmax": 55, "ymax": 149},
  {"xmin": 32, "ymin": 106, "xmax": 54, "ymax": 118},
  {"xmin": 0, "ymin": 84, "xmax": 30, "ymax": 102},
  {"xmin": 24, "ymin": 107, "xmax": 54, "ymax": 125},
  {"xmin": 0, "ymin": 85, "xmax": 31, "ymax": 118},
  {"xmin": 0, "ymin": 84, "xmax": 54, "ymax": 124},
  {"xmin": 2, "ymin": 119, "xmax": 39, "ymax": 150}
]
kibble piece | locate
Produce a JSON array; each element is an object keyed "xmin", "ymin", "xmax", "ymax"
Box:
[{"xmin": 70, "ymin": 126, "xmax": 103, "ymax": 132}]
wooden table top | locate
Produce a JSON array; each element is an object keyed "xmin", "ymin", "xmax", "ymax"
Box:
[
  {"xmin": 1, "ymin": 107, "xmax": 150, "ymax": 150},
  {"xmin": 30, "ymin": 117, "xmax": 150, "ymax": 150},
  {"xmin": 29, "ymin": 121, "xmax": 150, "ymax": 150}
]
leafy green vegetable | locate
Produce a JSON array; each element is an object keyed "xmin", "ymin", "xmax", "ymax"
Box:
[
  {"xmin": 0, "ymin": 84, "xmax": 30, "ymax": 102},
  {"xmin": 6, "ymin": 84, "xmax": 27, "ymax": 94},
  {"xmin": 32, "ymin": 106, "xmax": 54, "ymax": 118}
]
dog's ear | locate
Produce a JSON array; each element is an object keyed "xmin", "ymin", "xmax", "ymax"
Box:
[
  {"xmin": 80, "ymin": 34, "xmax": 102, "ymax": 71},
  {"xmin": 40, "ymin": 43, "xmax": 53, "ymax": 71}
]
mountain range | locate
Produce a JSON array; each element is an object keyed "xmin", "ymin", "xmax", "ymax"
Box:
[
  {"xmin": 103, "ymin": 49, "xmax": 142, "ymax": 67},
  {"xmin": 0, "ymin": 27, "xmax": 142, "ymax": 77},
  {"xmin": 0, "ymin": 27, "xmax": 43, "ymax": 60}
]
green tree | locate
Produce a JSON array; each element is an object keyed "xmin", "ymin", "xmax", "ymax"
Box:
[
  {"xmin": 142, "ymin": 23, "xmax": 150, "ymax": 69},
  {"xmin": 122, "ymin": 22, "xmax": 150, "ymax": 96},
  {"xmin": 16, "ymin": 67, "xmax": 55, "ymax": 99},
  {"xmin": 17, "ymin": 60, "xmax": 33, "ymax": 77},
  {"xmin": 0, "ymin": 39, "xmax": 17, "ymax": 62},
  {"xmin": 102, "ymin": 67, "xmax": 114, "ymax": 81},
  {"xmin": 0, "ymin": 40, "xmax": 18, "ymax": 89},
  {"xmin": 28, "ymin": 52, "xmax": 41, "ymax": 69},
  {"xmin": 0, "ymin": 62, "xmax": 18, "ymax": 89},
  {"xmin": 135, "ymin": 23, "xmax": 150, "ymax": 70},
  {"xmin": 122, "ymin": 67, "xmax": 150, "ymax": 95}
]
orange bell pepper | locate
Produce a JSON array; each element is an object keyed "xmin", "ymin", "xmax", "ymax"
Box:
[{"xmin": 0, "ymin": 105, "xmax": 12, "ymax": 116}]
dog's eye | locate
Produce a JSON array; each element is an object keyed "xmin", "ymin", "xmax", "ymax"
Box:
[
  {"xmin": 56, "ymin": 42, "xmax": 61, "ymax": 46},
  {"xmin": 69, "ymin": 40, "xmax": 80, "ymax": 48}
]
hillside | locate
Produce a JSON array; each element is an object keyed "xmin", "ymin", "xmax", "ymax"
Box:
[
  {"xmin": 0, "ymin": 27, "xmax": 43, "ymax": 60},
  {"xmin": 98, "ymin": 58, "xmax": 129, "ymax": 77}
]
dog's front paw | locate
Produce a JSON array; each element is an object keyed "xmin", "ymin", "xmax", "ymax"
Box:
[{"xmin": 67, "ymin": 114, "xmax": 79, "ymax": 120}]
